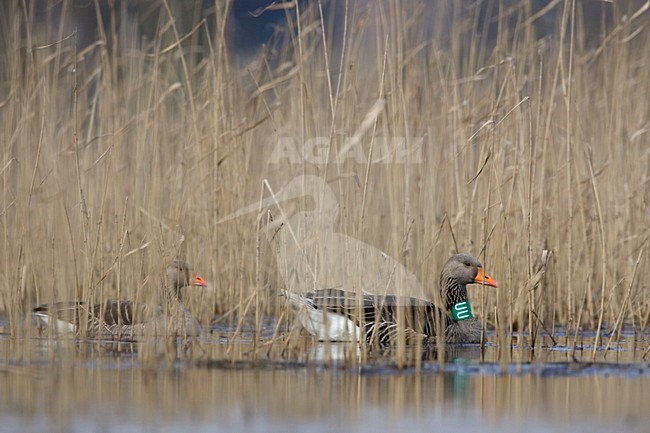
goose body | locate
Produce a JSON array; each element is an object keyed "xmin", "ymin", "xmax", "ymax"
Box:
[
  {"xmin": 33, "ymin": 260, "xmax": 208, "ymax": 339},
  {"xmin": 285, "ymin": 253, "xmax": 498, "ymax": 344}
]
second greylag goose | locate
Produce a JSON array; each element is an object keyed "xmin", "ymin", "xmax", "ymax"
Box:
[
  {"xmin": 284, "ymin": 253, "xmax": 498, "ymax": 344},
  {"xmin": 33, "ymin": 259, "xmax": 208, "ymax": 339}
]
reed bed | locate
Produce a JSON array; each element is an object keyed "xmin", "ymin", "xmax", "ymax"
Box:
[{"xmin": 0, "ymin": 0, "xmax": 648, "ymax": 364}]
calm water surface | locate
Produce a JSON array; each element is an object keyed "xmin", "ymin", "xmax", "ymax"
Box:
[{"xmin": 0, "ymin": 324, "xmax": 648, "ymax": 433}]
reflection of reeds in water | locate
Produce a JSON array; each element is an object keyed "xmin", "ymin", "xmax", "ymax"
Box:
[
  {"xmin": 0, "ymin": 1, "xmax": 648, "ymax": 365},
  {"xmin": 1, "ymin": 337, "xmax": 649, "ymax": 431}
]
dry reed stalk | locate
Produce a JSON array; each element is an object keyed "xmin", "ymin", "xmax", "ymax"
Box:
[{"xmin": 603, "ymin": 248, "xmax": 643, "ymax": 354}]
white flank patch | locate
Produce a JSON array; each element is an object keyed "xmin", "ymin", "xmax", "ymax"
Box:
[
  {"xmin": 284, "ymin": 291, "xmax": 360, "ymax": 342},
  {"xmin": 33, "ymin": 312, "xmax": 76, "ymax": 333}
]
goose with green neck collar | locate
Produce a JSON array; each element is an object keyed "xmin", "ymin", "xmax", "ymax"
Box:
[{"xmin": 284, "ymin": 253, "xmax": 498, "ymax": 344}]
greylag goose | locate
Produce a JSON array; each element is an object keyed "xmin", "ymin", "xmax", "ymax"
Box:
[
  {"xmin": 33, "ymin": 259, "xmax": 208, "ymax": 339},
  {"xmin": 284, "ymin": 253, "xmax": 498, "ymax": 344}
]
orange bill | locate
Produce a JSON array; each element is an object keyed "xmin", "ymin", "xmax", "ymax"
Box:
[
  {"xmin": 192, "ymin": 274, "xmax": 208, "ymax": 287},
  {"xmin": 474, "ymin": 267, "xmax": 498, "ymax": 287}
]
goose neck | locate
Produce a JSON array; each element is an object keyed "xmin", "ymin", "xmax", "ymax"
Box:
[{"xmin": 440, "ymin": 276, "xmax": 473, "ymax": 321}]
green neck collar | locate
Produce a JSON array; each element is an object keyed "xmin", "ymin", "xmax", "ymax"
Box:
[{"xmin": 450, "ymin": 300, "xmax": 473, "ymax": 321}]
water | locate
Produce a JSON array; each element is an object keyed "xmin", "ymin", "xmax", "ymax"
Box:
[{"xmin": 0, "ymin": 323, "xmax": 648, "ymax": 433}]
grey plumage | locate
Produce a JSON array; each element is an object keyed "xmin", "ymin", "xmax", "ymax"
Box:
[
  {"xmin": 33, "ymin": 260, "xmax": 208, "ymax": 340},
  {"xmin": 284, "ymin": 253, "xmax": 498, "ymax": 344}
]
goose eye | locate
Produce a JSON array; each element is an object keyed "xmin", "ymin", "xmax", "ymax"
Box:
[{"xmin": 464, "ymin": 262, "xmax": 471, "ymax": 267}]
